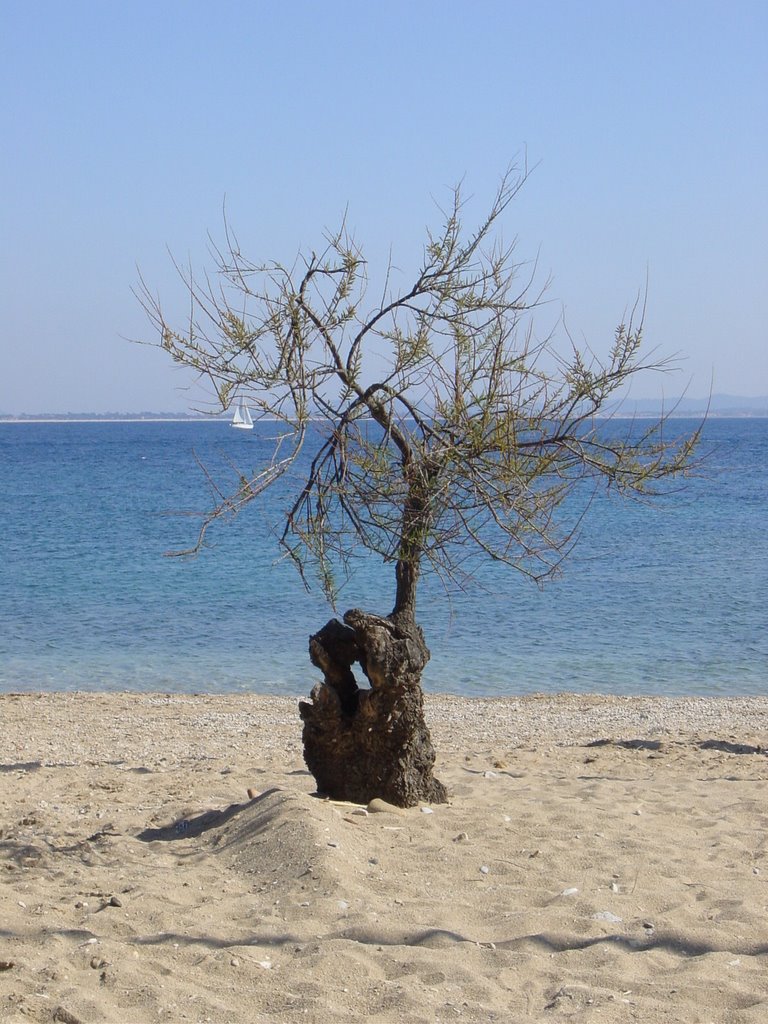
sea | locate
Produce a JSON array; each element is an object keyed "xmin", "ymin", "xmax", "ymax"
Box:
[{"xmin": 0, "ymin": 418, "xmax": 765, "ymax": 698}]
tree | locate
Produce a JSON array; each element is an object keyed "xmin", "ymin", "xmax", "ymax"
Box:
[{"xmin": 138, "ymin": 167, "xmax": 700, "ymax": 806}]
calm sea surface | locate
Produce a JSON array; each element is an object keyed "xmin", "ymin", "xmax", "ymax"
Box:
[{"xmin": 0, "ymin": 419, "xmax": 765, "ymax": 697}]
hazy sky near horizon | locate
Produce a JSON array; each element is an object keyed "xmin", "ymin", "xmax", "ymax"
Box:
[{"xmin": 1, "ymin": 1, "xmax": 766, "ymax": 414}]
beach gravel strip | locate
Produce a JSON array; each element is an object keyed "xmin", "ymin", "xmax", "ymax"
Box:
[{"xmin": 2, "ymin": 692, "xmax": 767, "ymax": 768}]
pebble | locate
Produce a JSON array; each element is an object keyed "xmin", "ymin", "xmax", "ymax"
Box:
[
  {"xmin": 453, "ymin": 832, "xmax": 469, "ymax": 843},
  {"xmin": 593, "ymin": 911, "xmax": 622, "ymax": 923},
  {"xmin": 108, "ymin": 895, "xmax": 122, "ymax": 907},
  {"xmin": 420, "ymin": 807, "xmax": 434, "ymax": 814},
  {"xmin": 480, "ymin": 865, "xmax": 490, "ymax": 874},
  {"xmin": 560, "ymin": 887, "xmax": 579, "ymax": 897}
]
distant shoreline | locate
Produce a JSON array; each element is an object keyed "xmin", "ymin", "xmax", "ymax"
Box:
[
  {"xmin": 2, "ymin": 413, "xmax": 768, "ymax": 423},
  {"xmin": 0, "ymin": 417, "xmax": 226, "ymax": 424}
]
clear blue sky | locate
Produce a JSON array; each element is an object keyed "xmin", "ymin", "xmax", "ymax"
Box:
[{"xmin": 1, "ymin": 0, "xmax": 766, "ymax": 413}]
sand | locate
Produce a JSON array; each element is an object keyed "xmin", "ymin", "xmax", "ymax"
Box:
[{"xmin": 1, "ymin": 691, "xmax": 767, "ymax": 1024}]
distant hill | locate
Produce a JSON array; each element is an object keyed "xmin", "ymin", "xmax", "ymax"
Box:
[
  {"xmin": 2, "ymin": 395, "xmax": 767, "ymax": 421},
  {"xmin": 0, "ymin": 411, "xmax": 225, "ymax": 422},
  {"xmin": 617, "ymin": 394, "xmax": 768, "ymax": 418}
]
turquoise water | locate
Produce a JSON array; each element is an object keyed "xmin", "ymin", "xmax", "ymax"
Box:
[{"xmin": 0, "ymin": 419, "xmax": 765, "ymax": 697}]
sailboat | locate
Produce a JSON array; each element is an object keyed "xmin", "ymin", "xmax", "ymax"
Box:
[{"xmin": 231, "ymin": 399, "xmax": 254, "ymax": 430}]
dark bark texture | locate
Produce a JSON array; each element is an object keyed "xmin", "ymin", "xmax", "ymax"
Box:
[{"xmin": 299, "ymin": 608, "xmax": 447, "ymax": 807}]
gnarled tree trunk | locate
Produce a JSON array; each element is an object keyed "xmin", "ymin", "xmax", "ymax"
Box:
[{"xmin": 299, "ymin": 607, "xmax": 447, "ymax": 807}]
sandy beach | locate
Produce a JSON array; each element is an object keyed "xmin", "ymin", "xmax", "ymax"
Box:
[{"xmin": 1, "ymin": 691, "xmax": 767, "ymax": 1023}]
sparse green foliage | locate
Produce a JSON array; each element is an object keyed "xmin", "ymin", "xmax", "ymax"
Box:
[{"xmin": 138, "ymin": 167, "xmax": 701, "ymax": 622}]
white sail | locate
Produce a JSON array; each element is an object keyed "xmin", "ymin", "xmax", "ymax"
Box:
[{"xmin": 231, "ymin": 400, "xmax": 254, "ymax": 430}]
